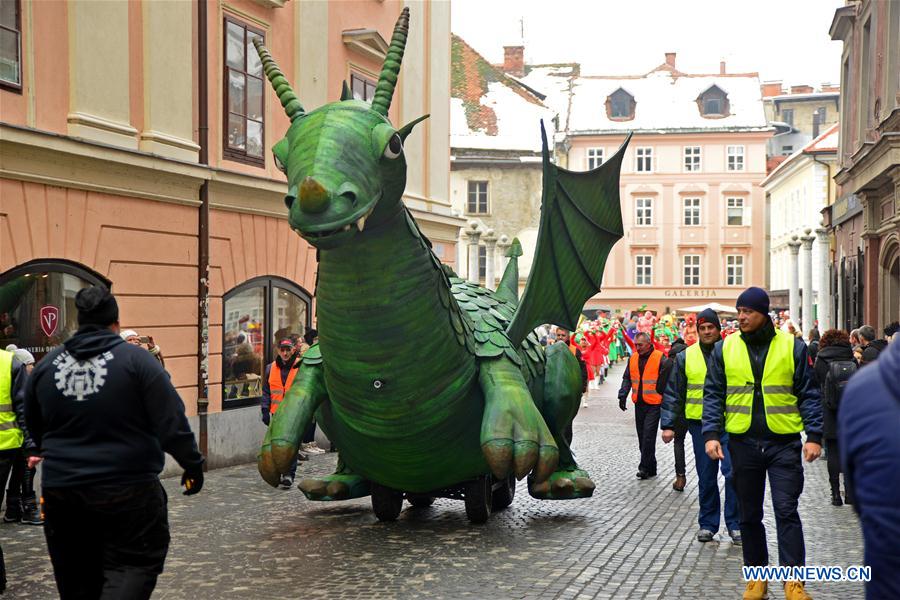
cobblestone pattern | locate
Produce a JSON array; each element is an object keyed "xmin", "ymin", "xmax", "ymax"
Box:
[{"xmin": 3, "ymin": 363, "xmax": 865, "ymax": 599}]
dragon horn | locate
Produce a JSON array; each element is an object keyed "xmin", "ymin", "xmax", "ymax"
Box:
[
  {"xmin": 370, "ymin": 7, "xmax": 410, "ymax": 117},
  {"xmin": 252, "ymin": 38, "xmax": 304, "ymax": 121}
]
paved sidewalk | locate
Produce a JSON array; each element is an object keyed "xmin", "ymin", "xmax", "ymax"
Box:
[{"xmin": 2, "ymin": 362, "xmax": 865, "ymax": 599}]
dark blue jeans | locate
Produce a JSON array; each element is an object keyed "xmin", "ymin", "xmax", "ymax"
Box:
[
  {"xmin": 688, "ymin": 421, "xmax": 739, "ymax": 532},
  {"xmin": 728, "ymin": 435, "xmax": 805, "ymax": 567}
]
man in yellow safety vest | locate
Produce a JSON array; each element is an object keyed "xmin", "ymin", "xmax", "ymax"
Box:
[
  {"xmin": 702, "ymin": 287, "xmax": 823, "ymax": 600},
  {"xmin": 0, "ymin": 348, "xmax": 35, "ymax": 592},
  {"xmin": 661, "ymin": 308, "xmax": 740, "ymax": 545}
]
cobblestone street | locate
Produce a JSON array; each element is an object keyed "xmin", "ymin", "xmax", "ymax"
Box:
[{"xmin": 3, "ymin": 363, "xmax": 866, "ymax": 599}]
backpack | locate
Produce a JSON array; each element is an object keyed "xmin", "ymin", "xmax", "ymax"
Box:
[{"xmin": 823, "ymin": 359, "xmax": 857, "ymax": 410}]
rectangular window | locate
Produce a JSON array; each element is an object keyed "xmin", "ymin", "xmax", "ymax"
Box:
[
  {"xmin": 726, "ymin": 197, "xmax": 745, "ymax": 226},
  {"xmin": 467, "ymin": 181, "xmax": 488, "ymax": 214},
  {"xmin": 781, "ymin": 145, "xmax": 794, "ymax": 155},
  {"xmin": 586, "ymin": 148, "xmax": 604, "ymax": 170},
  {"xmin": 683, "ymin": 146, "xmax": 701, "ymax": 172},
  {"xmin": 818, "ymin": 106, "xmax": 827, "ymax": 123},
  {"xmin": 782, "ymin": 108, "xmax": 794, "ymax": 127},
  {"xmin": 351, "ymin": 73, "xmax": 377, "ymax": 103},
  {"xmin": 636, "ymin": 147, "xmax": 653, "ymax": 172},
  {"xmin": 223, "ymin": 17, "xmax": 265, "ymax": 165},
  {"xmin": 683, "ymin": 197, "xmax": 701, "ymax": 226},
  {"xmin": 635, "ymin": 255, "xmax": 653, "ymax": 286},
  {"xmin": 703, "ymin": 97, "xmax": 722, "ymax": 115},
  {"xmin": 726, "ymin": 145, "xmax": 745, "ymax": 171},
  {"xmin": 635, "ymin": 197, "xmax": 653, "ymax": 226},
  {"xmin": 0, "ymin": 0, "xmax": 22, "ymax": 90},
  {"xmin": 478, "ymin": 246, "xmax": 487, "ymax": 279},
  {"xmin": 683, "ymin": 255, "xmax": 701, "ymax": 286},
  {"xmin": 726, "ymin": 255, "xmax": 744, "ymax": 286}
]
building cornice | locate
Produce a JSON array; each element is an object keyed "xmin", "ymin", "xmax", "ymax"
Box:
[{"xmin": 0, "ymin": 123, "xmax": 287, "ymax": 211}]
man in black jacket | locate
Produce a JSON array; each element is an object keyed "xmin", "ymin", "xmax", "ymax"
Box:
[
  {"xmin": 24, "ymin": 285, "xmax": 204, "ymax": 600},
  {"xmin": 857, "ymin": 325, "xmax": 887, "ymax": 365},
  {"xmin": 702, "ymin": 287, "xmax": 822, "ymax": 600},
  {"xmin": 618, "ymin": 332, "xmax": 672, "ymax": 479}
]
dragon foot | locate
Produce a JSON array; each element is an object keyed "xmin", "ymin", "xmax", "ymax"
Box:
[
  {"xmin": 298, "ymin": 473, "xmax": 371, "ymax": 501},
  {"xmin": 527, "ymin": 468, "xmax": 595, "ymax": 500}
]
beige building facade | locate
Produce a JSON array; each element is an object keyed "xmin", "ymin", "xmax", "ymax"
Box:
[{"xmin": 0, "ymin": 0, "xmax": 458, "ymax": 469}]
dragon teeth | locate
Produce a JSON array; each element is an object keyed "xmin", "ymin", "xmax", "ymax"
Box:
[
  {"xmin": 356, "ymin": 216, "xmax": 366, "ymax": 232},
  {"xmin": 343, "ymin": 225, "xmax": 351, "ymax": 231}
]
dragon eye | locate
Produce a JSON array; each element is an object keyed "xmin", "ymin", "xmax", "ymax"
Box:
[
  {"xmin": 383, "ymin": 133, "xmax": 403, "ymax": 159},
  {"xmin": 274, "ymin": 154, "xmax": 286, "ymax": 173}
]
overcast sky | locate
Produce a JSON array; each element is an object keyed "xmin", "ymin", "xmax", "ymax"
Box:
[{"xmin": 451, "ymin": 0, "xmax": 844, "ymax": 88}]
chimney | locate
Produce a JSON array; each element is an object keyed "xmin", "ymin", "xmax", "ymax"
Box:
[
  {"xmin": 820, "ymin": 82, "xmax": 839, "ymax": 93},
  {"xmin": 761, "ymin": 81, "xmax": 784, "ymax": 97},
  {"xmin": 503, "ymin": 45, "xmax": 524, "ymax": 77},
  {"xmin": 791, "ymin": 84, "xmax": 814, "ymax": 94},
  {"xmin": 812, "ymin": 110, "xmax": 821, "ymax": 138},
  {"xmin": 719, "ymin": 60, "xmax": 726, "ymax": 75},
  {"xmin": 665, "ymin": 52, "xmax": 676, "ymax": 68}
]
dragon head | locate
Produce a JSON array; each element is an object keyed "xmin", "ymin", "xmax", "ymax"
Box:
[{"xmin": 254, "ymin": 7, "xmax": 426, "ymax": 249}]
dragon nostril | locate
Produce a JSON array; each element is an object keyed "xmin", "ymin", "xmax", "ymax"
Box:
[
  {"xmin": 341, "ymin": 190, "xmax": 358, "ymax": 206},
  {"xmin": 284, "ymin": 195, "xmax": 295, "ymax": 209}
]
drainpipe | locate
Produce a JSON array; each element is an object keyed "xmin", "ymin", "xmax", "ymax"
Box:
[{"xmin": 197, "ymin": 0, "xmax": 210, "ymax": 467}]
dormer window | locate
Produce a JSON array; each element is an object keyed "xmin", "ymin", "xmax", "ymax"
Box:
[
  {"xmin": 697, "ymin": 85, "xmax": 730, "ymax": 118},
  {"xmin": 607, "ymin": 88, "xmax": 635, "ymax": 121}
]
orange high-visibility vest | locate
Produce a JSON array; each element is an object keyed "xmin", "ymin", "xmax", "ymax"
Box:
[
  {"xmin": 268, "ymin": 361, "xmax": 299, "ymax": 414},
  {"xmin": 629, "ymin": 350, "xmax": 663, "ymax": 405}
]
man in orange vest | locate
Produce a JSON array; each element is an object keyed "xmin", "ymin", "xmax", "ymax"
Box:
[
  {"xmin": 618, "ymin": 332, "xmax": 672, "ymax": 479},
  {"xmin": 261, "ymin": 338, "xmax": 302, "ymax": 489}
]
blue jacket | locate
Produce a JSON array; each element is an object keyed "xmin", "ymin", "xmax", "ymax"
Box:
[
  {"xmin": 701, "ymin": 327, "xmax": 823, "ymax": 445},
  {"xmin": 661, "ymin": 343, "xmax": 713, "ymax": 430},
  {"xmin": 839, "ymin": 339, "xmax": 900, "ymax": 599}
]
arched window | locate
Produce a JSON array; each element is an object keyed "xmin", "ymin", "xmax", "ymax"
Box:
[
  {"xmin": 607, "ymin": 88, "xmax": 636, "ymax": 121},
  {"xmin": 0, "ymin": 260, "xmax": 109, "ymax": 361},
  {"xmin": 697, "ymin": 85, "xmax": 730, "ymax": 118},
  {"xmin": 222, "ymin": 276, "xmax": 312, "ymax": 408}
]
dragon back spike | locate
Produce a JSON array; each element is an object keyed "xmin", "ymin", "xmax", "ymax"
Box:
[
  {"xmin": 252, "ymin": 38, "xmax": 304, "ymax": 121},
  {"xmin": 370, "ymin": 7, "xmax": 410, "ymax": 117}
]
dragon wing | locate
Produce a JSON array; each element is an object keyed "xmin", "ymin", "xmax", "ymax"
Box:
[{"xmin": 505, "ymin": 122, "xmax": 630, "ymax": 348}]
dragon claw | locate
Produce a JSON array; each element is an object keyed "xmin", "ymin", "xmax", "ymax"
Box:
[
  {"xmin": 258, "ymin": 444, "xmax": 282, "ymax": 488},
  {"xmin": 271, "ymin": 440, "xmax": 300, "ymax": 475},
  {"xmin": 482, "ymin": 439, "xmax": 514, "ymax": 479},
  {"xmin": 513, "ymin": 441, "xmax": 539, "ymax": 480}
]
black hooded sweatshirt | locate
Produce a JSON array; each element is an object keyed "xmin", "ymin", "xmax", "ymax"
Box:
[{"xmin": 24, "ymin": 325, "xmax": 203, "ymax": 488}]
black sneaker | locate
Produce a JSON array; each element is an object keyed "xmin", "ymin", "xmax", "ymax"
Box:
[
  {"xmin": 3, "ymin": 500, "xmax": 22, "ymax": 523},
  {"xmin": 20, "ymin": 502, "xmax": 43, "ymax": 526},
  {"xmin": 279, "ymin": 475, "xmax": 293, "ymax": 490},
  {"xmin": 697, "ymin": 529, "xmax": 715, "ymax": 543}
]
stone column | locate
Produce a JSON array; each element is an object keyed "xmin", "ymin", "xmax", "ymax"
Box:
[
  {"xmin": 815, "ymin": 227, "xmax": 831, "ymax": 331},
  {"xmin": 801, "ymin": 230, "xmax": 815, "ymax": 335},
  {"xmin": 497, "ymin": 235, "xmax": 511, "ymax": 271},
  {"xmin": 788, "ymin": 236, "xmax": 801, "ymax": 328},
  {"xmin": 482, "ymin": 230, "xmax": 498, "ymax": 290},
  {"xmin": 465, "ymin": 221, "xmax": 482, "ymax": 284}
]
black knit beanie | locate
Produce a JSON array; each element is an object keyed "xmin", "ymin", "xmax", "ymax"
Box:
[
  {"xmin": 735, "ymin": 286, "xmax": 770, "ymax": 315},
  {"xmin": 696, "ymin": 308, "xmax": 721, "ymax": 331},
  {"xmin": 75, "ymin": 285, "xmax": 119, "ymax": 326}
]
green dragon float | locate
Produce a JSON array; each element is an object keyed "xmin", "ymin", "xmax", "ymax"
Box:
[{"xmin": 256, "ymin": 8, "xmax": 629, "ymax": 523}]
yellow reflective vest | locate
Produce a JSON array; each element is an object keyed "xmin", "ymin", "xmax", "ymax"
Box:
[
  {"xmin": 684, "ymin": 343, "xmax": 707, "ymax": 420},
  {"xmin": 722, "ymin": 329, "xmax": 803, "ymax": 435},
  {"xmin": 0, "ymin": 349, "xmax": 24, "ymax": 451}
]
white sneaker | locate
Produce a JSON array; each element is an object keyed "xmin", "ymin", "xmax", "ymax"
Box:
[{"xmin": 301, "ymin": 442, "xmax": 325, "ymax": 454}]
